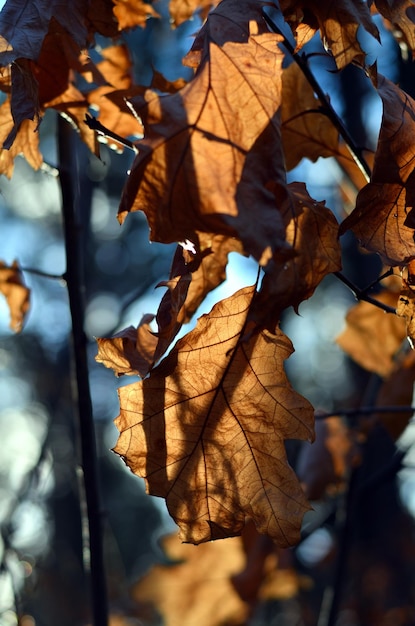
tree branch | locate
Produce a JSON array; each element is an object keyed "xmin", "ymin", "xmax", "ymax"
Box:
[
  {"xmin": 84, "ymin": 114, "xmax": 138, "ymax": 153},
  {"xmin": 316, "ymin": 405, "xmax": 415, "ymax": 420},
  {"xmin": 334, "ymin": 271, "xmax": 396, "ymax": 313},
  {"xmin": 58, "ymin": 116, "xmax": 108, "ymax": 626}
]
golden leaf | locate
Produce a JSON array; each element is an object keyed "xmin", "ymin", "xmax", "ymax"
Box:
[{"xmin": 114, "ymin": 286, "xmax": 314, "ymax": 547}]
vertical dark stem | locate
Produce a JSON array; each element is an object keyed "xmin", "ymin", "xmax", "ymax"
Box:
[
  {"xmin": 58, "ymin": 115, "xmax": 108, "ymax": 626},
  {"xmin": 317, "ymin": 469, "xmax": 358, "ymax": 626}
]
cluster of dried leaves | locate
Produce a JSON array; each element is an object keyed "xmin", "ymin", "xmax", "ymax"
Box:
[{"xmin": 2, "ymin": 0, "xmax": 415, "ymax": 603}]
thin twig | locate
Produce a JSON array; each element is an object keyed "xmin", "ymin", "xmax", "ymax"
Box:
[
  {"xmin": 316, "ymin": 406, "xmax": 415, "ymax": 420},
  {"xmin": 84, "ymin": 114, "xmax": 138, "ymax": 153},
  {"xmin": 334, "ymin": 271, "xmax": 396, "ymax": 313},
  {"xmin": 20, "ymin": 266, "xmax": 66, "ymax": 281},
  {"xmin": 362, "ymin": 267, "xmax": 394, "ymax": 292},
  {"xmin": 58, "ymin": 116, "xmax": 108, "ymax": 626},
  {"xmin": 262, "ymin": 9, "xmax": 372, "ymax": 182}
]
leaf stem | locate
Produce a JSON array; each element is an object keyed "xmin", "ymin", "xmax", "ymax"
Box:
[
  {"xmin": 333, "ymin": 271, "xmax": 396, "ymax": 313},
  {"xmin": 58, "ymin": 116, "xmax": 108, "ymax": 626},
  {"xmin": 262, "ymin": 9, "xmax": 372, "ymax": 182}
]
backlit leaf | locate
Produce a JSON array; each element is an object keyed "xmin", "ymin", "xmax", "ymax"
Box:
[
  {"xmin": 0, "ymin": 260, "xmax": 30, "ymax": 332},
  {"xmin": 112, "ymin": 0, "xmax": 159, "ymax": 30},
  {"xmin": 169, "ymin": 0, "xmax": 218, "ymax": 26},
  {"xmin": 340, "ymin": 76, "xmax": 415, "ymax": 265},
  {"xmin": 279, "ymin": 0, "xmax": 379, "ymax": 68},
  {"xmin": 0, "ymin": 99, "xmax": 41, "ymax": 177},
  {"xmin": 96, "ymin": 316, "xmax": 157, "ymax": 378},
  {"xmin": 118, "ymin": 0, "xmax": 290, "ymax": 264},
  {"xmin": 114, "ymin": 286, "xmax": 314, "ymax": 546}
]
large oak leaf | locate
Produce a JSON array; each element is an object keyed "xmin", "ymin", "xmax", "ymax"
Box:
[
  {"xmin": 340, "ymin": 76, "xmax": 415, "ymax": 265},
  {"xmin": 118, "ymin": 0, "xmax": 289, "ymax": 264},
  {"xmin": 114, "ymin": 286, "xmax": 314, "ymax": 547}
]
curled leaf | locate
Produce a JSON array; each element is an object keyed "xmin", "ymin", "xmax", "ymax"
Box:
[
  {"xmin": 374, "ymin": 0, "xmax": 415, "ymax": 53},
  {"xmin": 96, "ymin": 315, "xmax": 157, "ymax": 378},
  {"xmin": 0, "ymin": 260, "xmax": 30, "ymax": 332},
  {"xmin": 252, "ymin": 182, "xmax": 341, "ymax": 327},
  {"xmin": 340, "ymin": 76, "xmax": 415, "ymax": 265}
]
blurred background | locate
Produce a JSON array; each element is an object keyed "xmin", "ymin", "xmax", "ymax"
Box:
[{"xmin": 1, "ymin": 3, "xmax": 415, "ymax": 625}]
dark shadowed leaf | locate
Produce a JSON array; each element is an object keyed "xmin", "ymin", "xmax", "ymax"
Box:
[{"xmin": 340, "ymin": 76, "xmax": 415, "ymax": 265}]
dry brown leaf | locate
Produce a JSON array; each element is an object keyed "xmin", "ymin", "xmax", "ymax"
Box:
[
  {"xmin": 134, "ymin": 532, "xmax": 248, "ymax": 626},
  {"xmin": 169, "ymin": 0, "xmax": 218, "ymax": 26},
  {"xmin": 150, "ymin": 69, "xmax": 188, "ymax": 94},
  {"xmin": 112, "ymin": 0, "xmax": 159, "ymax": 30},
  {"xmin": 114, "ymin": 286, "xmax": 314, "ymax": 546},
  {"xmin": 181, "ymin": 233, "xmax": 244, "ymax": 322},
  {"xmin": 0, "ymin": 260, "xmax": 30, "ymax": 332},
  {"xmin": 336, "ymin": 290, "xmax": 406, "ymax": 377},
  {"xmin": 374, "ymin": 0, "xmax": 415, "ymax": 53},
  {"xmin": 152, "ymin": 234, "xmax": 242, "ymax": 359},
  {"xmin": 87, "ymin": 45, "xmax": 144, "ymax": 150},
  {"xmin": 95, "ymin": 315, "xmax": 158, "ymax": 378},
  {"xmin": 340, "ymin": 76, "xmax": 415, "ymax": 265},
  {"xmin": 279, "ymin": 0, "xmax": 379, "ymax": 68},
  {"xmin": 396, "ymin": 279, "xmax": 415, "ymax": 343},
  {"xmin": 281, "ymin": 62, "xmax": 339, "ymax": 170},
  {"xmin": 87, "ymin": 0, "xmax": 120, "ymax": 39},
  {"xmin": 0, "ymin": 98, "xmax": 42, "ymax": 177},
  {"xmin": 297, "ymin": 416, "xmax": 359, "ymax": 500},
  {"xmin": 374, "ymin": 349, "xmax": 415, "ymax": 440},
  {"xmin": 0, "ymin": 0, "xmax": 116, "ymax": 150},
  {"xmin": 98, "ymin": 235, "xmax": 242, "ymax": 378},
  {"xmin": 0, "ymin": 1, "xmax": 87, "ymax": 67},
  {"xmin": 252, "ymin": 182, "xmax": 341, "ymax": 328},
  {"xmin": 118, "ymin": 0, "xmax": 290, "ymax": 264}
]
